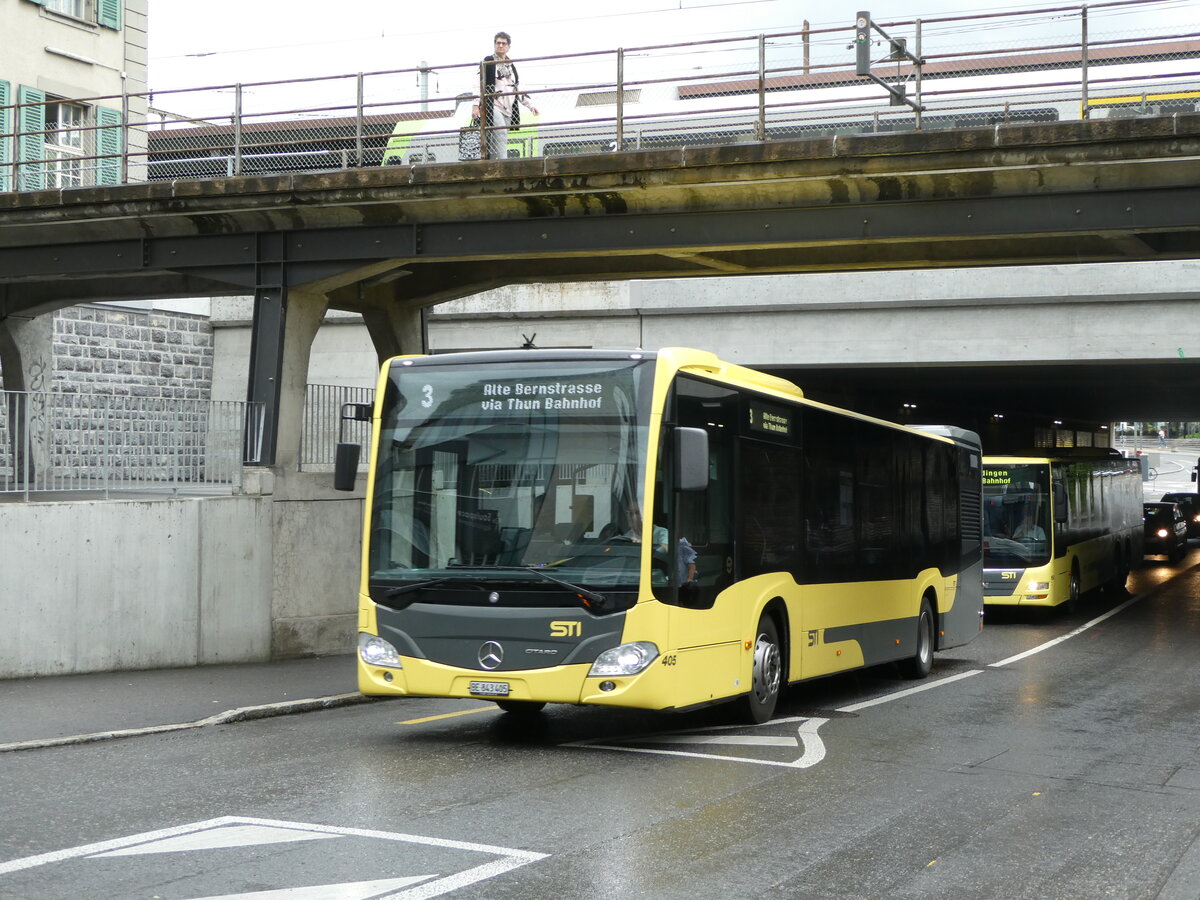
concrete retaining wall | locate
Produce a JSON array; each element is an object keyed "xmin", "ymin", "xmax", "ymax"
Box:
[{"xmin": 0, "ymin": 488, "xmax": 362, "ymax": 678}]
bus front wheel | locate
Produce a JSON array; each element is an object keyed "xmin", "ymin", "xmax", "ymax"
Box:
[
  {"xmin": 898, "ymin": 598, "xmax": 935, "ymax": 679},
  {"xmin": 740, "ymin": 615, "xmax": 782, "ymax": 724},
  {"xmin": 1065, "ymin": 572, "xmax": 1082, "ymax": 614}
]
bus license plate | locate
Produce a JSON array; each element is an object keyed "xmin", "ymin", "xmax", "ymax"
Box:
[{"xmin": 469, "ymin": 681, "xmax": 510, "ymax": 697}]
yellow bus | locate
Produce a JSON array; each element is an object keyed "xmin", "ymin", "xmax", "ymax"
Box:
[
  {"xmin": 982, "ymin": 451, "xmax": 1143, "ymax": 611},
  {"xmin": 335, "ymin": 347, "xmax": 984, "ymax": 722}
]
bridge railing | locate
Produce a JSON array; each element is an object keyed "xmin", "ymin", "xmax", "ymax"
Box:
[
  {"xmin": 299, "ymin": 383, "xmax": 373, "ymax": 473},
  {"xmin": 1, "ymin": 0, "xmax": 1198, "ymax": 191},
  {"xmin": 0, "ymin": 391, "xmax": 263, "ymax": 500}
]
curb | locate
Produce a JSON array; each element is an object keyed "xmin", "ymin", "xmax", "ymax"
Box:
[{"xmin": 0, "ymin": 691, "xmax": 383, "ymax": 754}]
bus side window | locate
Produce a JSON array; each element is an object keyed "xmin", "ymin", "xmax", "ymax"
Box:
[
  {"xmin": 657, "ymin": 376, "xmax": 738, "ymax": 608},
  {"xmin": 804, "ymin": 407, "xmax": 857, "ymax": 582},
  {"xmin": 738, "ymin": 440, "xmax": 802, "ymax": 578}
]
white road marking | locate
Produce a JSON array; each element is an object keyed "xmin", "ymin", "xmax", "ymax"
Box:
[
  {"xmin": 836, "ymin": 670, "xmax": 983, "ymax": 713},
  {"xmin": 568, "ymin": 716, "xmax": 829, "ymax": 769},
  {"xmin": 187, "ymin": 875, "xmax": 437, "ymax": 900},
  {"xmin": 650, "ymin": 735, "xmax": 799, "ymax": 747},
  {"xmin": 989, "ymin": 593, "xmax": 1143, "ymax": 668},
  {"xmin": 90, "ymin": 823, "xmax": 341, "ymax": 856},
  {"xmin": 0, "ymin": 816, "xmax": 548, "ymax": 900}
]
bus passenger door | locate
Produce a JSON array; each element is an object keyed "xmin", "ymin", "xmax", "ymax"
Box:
[{"xmin": 655, "ymin": 378, "xmax": 740, "ymax": 705}]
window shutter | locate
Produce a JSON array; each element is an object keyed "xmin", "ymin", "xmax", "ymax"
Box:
[
  {"xmin": 95, "ymin": 106, "xmax": 124, "ymax": 185},
  {"xmin": 0, "ymin": 81, "xmax": 10, "ymax": 192},
  {"xmin": 16, "ymin": 86, "xmax": 46, "ymax": 192},
  {"xmin": 97, "ymin": 0, "xmax": 121, "ymax": 30}
]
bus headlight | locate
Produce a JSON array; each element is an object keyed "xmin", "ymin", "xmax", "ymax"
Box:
[
  {"xmin": 359, "ymin": 633, "xmax": 402, "ymax": 668},
  {"xmin": 589, "ymin": 641, "xmax": 659, "ymax": 677},
  {"xmin": 1027, "ymin": 581, "xmax": 1050, "ymax": 592}
]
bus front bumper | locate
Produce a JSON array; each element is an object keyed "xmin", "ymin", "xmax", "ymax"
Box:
[
  {"xmin": 357, "ymin": 654, "xmax": 683, "ymax": 710},
  {"xmin": 983, "ymin": 569, "xmax": 1055, "ymax": 606}
]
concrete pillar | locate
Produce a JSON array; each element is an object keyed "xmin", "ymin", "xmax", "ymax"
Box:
[
  {"xmin": 0, "ymin": 312, "xmax": 55, "ymax": 486},
  {"xmin": 237, "ymin": 287, "xmax": 366, "ymax": 659},
  {"xmin": 271, "ymin": 287, "xmax": 330, "ymax": 475},
  {"xmin": 360, "ymin": 303, "xmax": 425, "ymax": 364}
]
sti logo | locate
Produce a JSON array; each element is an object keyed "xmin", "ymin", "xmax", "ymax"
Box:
[{"xmin": 550, "ymin": 621, "xmax": 581, "ymax": 637}]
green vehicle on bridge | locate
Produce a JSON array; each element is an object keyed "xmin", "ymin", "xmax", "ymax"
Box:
[{"xmin": 381, "ymin": 94, "xmax": 543, "ymax": 165}]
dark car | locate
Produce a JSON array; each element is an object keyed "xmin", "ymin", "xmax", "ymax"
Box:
[
  {"xmin": 1160, "ymin": 492, "xmax": 1200, "ymax": 539},
  {"xmin": 1143, "ymin": 501, "xmax": 1188, "ymax": 562}
]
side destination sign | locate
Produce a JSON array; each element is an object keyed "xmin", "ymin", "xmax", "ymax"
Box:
[{"xmin": 749, "ymin": 404, "xmax": 791, "ymax": 437}]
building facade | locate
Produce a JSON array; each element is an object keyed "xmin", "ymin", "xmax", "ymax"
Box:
[{"xmin": 1, "ymin": 0, "xmax": 148, "ymax": 190}]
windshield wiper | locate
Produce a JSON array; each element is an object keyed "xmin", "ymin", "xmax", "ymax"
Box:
[
  {"xmin": 520, "ymin": 566, "xmax": 609, "ymax": 609},
  {"xmin": 382, "ymin": 578, "xmax": 453, "ymax": 599},
  {"xmin": 446, "ymin": 563, "xmax": 610, "ymax": 611},
  {"xmin": 375, "ymin": 577, "xmax": 486, "ymax": 609}
]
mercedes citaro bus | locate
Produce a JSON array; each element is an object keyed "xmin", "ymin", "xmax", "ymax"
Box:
[{"xmin": 335, "ymin": 347, "xmax": 984, "ymax": 722}]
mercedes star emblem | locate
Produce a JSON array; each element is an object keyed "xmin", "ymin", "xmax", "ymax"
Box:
[{"xmin": 478, "ymin": 640, "xmax": 504, "ymax": 670}]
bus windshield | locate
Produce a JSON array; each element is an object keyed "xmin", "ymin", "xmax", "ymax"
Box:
[
  {"xmin": 983, "ymin": 463, "xmax": 1052, "ymax": 567},
  {"xmin": 367, "ymin": 358, "xmax": 653, "ymax": 597}
]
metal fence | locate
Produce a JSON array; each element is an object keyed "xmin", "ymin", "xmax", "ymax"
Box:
[
  {"xmin": 300, "ymin": 383, "xmax": 373, "ymax": 471},
  {"xmin": 2, "ymin": 0, "xmax": 1198, "ymax": 190},
  {"xmin": 0, "ymin": 391, "xmax": 264, "ymax": 500}
]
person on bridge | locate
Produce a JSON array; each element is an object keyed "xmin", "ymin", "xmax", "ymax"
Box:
[{"xmin": 473, "ymin": 31, "xmax": 538, "ymax": 161}]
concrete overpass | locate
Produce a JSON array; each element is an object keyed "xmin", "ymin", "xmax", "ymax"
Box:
[{"xmin": 2, "ymin": 113, "xmax": 1200, "ymax": 463}]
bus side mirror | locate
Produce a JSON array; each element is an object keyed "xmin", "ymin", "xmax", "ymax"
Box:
[
  {"xmin": 675, "ymin": 427, "xmax": 709, "ymax": 492},
  {"xmin": 333, "ymin": 402, "xmax": 373, "ymax": 492},
  {"xmin": 334, "ymin": 443, "xmax": 361, "ymax": 491},
  {"xmin": 1053, "ymin": 482, "xmax": 1068, "ymax": 522}
]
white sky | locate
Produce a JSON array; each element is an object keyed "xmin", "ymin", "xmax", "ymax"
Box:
[{"xmin": 147, "ymin": 0, "xmax": 1197, "ymax": 91}]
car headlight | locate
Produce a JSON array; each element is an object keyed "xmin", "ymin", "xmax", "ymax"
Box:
[
  {"xmin": 359, "ymin": 633, "xmax": 402, "ymax": 668},
  {"xmin": 588, "ymin": 641, "xmax": 659, "ymax": 677},
  {"xmin": 1156, "ymin": 528, "xmax": 1170, "ymax": 539}
]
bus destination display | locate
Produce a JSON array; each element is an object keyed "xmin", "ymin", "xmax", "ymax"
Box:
[{"xmin": 479, "ymin": 379, "xmax": 604, "ymax": 412}]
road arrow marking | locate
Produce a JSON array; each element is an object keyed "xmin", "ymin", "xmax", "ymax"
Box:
[{"xmin": 565, "ymin": 715, "xmax": 830, "ymax": 769}]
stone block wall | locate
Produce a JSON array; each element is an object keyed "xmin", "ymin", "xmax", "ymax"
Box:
[
  {"xmin": 49, "ymin": 305, "xmax": 214, "ymax": 397},
  {"xmin": 0, "ymin": 305, "xmax": 212, "ymax": 395}
]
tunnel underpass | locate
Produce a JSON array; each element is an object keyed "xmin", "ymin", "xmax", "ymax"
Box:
[{"xmin": 763, "ymin": 359, "xmax": 1200, "ymax": 453}]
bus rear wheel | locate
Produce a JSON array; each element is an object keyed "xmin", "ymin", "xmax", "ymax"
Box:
[
  {"xmin": 898, "ymin": 598, "xmax": 935, "ymax": 679},
  {"xmin": 740, "ymin": 615, "xmax": 782, "ymax": 724}
]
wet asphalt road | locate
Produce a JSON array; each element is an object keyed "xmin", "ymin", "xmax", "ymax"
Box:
[{"xmin": 3, "ymin": 544, "xmax": 1200, "ymax": 899}]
